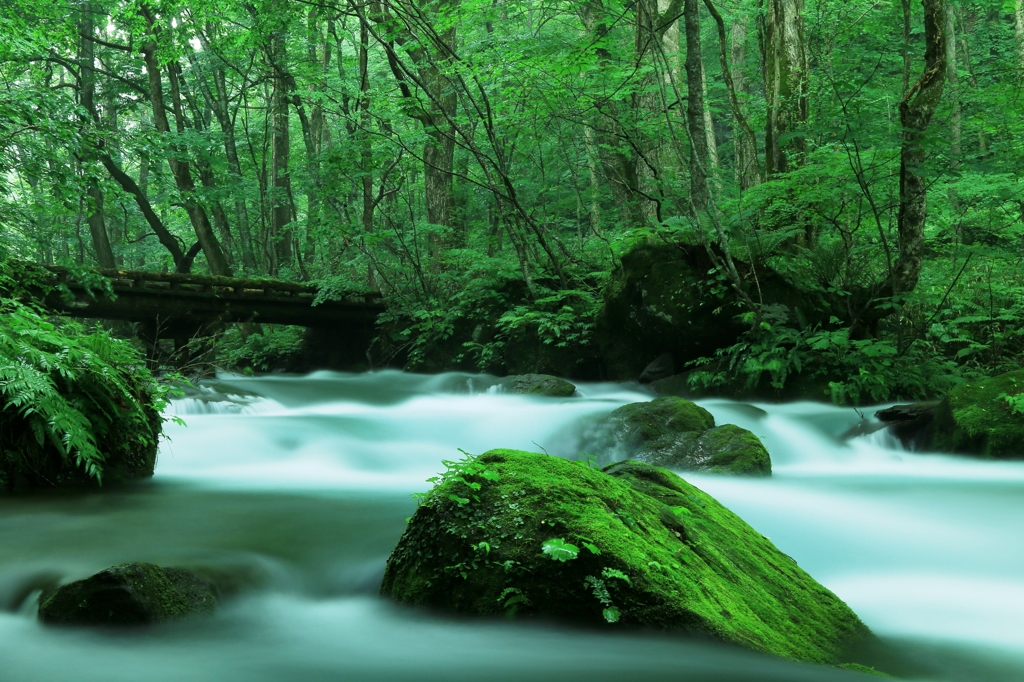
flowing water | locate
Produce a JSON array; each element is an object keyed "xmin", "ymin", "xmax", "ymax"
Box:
[{"xmin": 2, "ymin": 371, "xmax": 1023, "ymax": 681}]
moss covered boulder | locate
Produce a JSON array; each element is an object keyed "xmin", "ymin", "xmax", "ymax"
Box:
[
  {"xmin": 502, "ymin": 374, "xmax": 577, "ymax": 397},
  {"xmin": 38, "ymin": 562, "xmax": 217, "ymax": 626},
  {"xmin": 594, "ymin": 243, "xmax": 825, "ymax": 380},
  {"xmin": 382, "ymin": 450, "xmax": 869, "ymax": 665},
  {"xmin": 602, "ymin": 397, "xmax": 771, "ymax": 475},
  {"xmin": 928, "ymin": 369, "xmax": 1024, "ymax": 458}
]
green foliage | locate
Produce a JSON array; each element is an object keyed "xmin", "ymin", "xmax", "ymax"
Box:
[
  {"xmin": 541, "ymin": 538, "xmax": 579, "ymax": 562},
  {"xmin": 0, "ymin": 298, "xmax": 169, "ymax": 485},
  {"xmin": 215, "ymin": 325, "xmax": 306, "ymax": 374}
]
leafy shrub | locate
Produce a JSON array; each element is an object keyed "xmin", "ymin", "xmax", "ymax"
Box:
[
  {"xmin": 0, "ymin": 299, "xmax": 170, "ymax": 489},
  {"xmin": 214, "ymin": 325, "xmax": 306, "ymax": 373},
  {"xmin": 687, "ymin": 305, "xmax": 983, "ymax": 405}
]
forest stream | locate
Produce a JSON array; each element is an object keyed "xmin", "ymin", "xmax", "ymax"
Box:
[{"xmin": 1, "ymin": 371, "xmax": 1023, "ymax": 682}]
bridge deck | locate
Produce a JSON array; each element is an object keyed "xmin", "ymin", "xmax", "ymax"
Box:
[{"xmin": 42, "ymin": 267, "xmax": 385, "ymax": 328}]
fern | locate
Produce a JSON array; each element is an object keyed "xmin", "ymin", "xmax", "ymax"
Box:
[{"xmin": 0, "ymin": 298, "xmax": 170, "ymax": 487}]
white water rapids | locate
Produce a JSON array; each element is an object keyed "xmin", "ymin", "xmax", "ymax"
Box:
[{"xmin": 1, "ymin": 371, "xmax": 1022, "ymax": 681}]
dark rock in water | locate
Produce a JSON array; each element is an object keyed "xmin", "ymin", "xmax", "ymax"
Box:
[
  {"xmin": 649, "ymin": 372, "xmax": 693, "ymax": 397},
  {"xmin": 381, "ymin": 449, "xmax": 870, "ymax": 665},
  {"xmin": 875, "ymin": 401, "xmax": 941, "ymax": 422},
  {"xmin": 38, "ymin": 563, "xmax": 217, "ymax": 626},
  {"xmin": 639, "ymin": 353, "xmax": 675, "ymax": 384},
  {"xmin": 927, "ymin": 370, "xmax": 1024, "ymax": 459},
  {"xmin": 605, "ymin": 397, "xmax": 771, "ymax": 475},
  {"xmin": 873, "ymin": 401, "xmax": 939, "ymax": 450},
  {"xmin": 503, "ymin": 374, "xmax": 576, "ymax": 397}
]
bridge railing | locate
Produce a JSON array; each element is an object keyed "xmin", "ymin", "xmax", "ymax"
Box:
[{"xmin": 44, "ymin": 266, "xmax": 383, "ymax": 305}]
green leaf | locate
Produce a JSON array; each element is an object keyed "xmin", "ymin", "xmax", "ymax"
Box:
[{"xmin": 540, "ymin": 537, "xmax": 579, "ymax": 562}]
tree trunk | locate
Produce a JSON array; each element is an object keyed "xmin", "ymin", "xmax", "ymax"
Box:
[
  {"xmin": 760, "ymin": 0, "xmax": 809, "ymax": 175},
  {"xmin": 140, "ymin": 12, "xmax": 232, "ymax": 276},
  {"xmin": 683, "ymin": 0, "xmax": 710, "ymax": 210},
  {"xmin": 895, "ymin": 0, "xmax": 946, "ymax": 295},
  {"xmin": 270, "ymin": 27, "xmax": 293, "ymax": 272},
  {"xmin": 78, "ymin": 3, "xmax": 115, "ymax": 269},
  {"xmin": 944, "ymin": 1, "xmax": 960, "ymax": 213},
  {"xmin": 902, "ymin": 0, "xmax": 912, "ymax": 93},
  {"xmin": 208, "ymin": 49, "xmax": 257, "ymax": 271},
  {"xmin": 727, "ymin": 9, "xmax": 762, "ymax": 189},
  {"xmin": 945, "ymin": 3, "xmax": 960, "ymax": 163},
  {"xmin": 1014, "ymin": 0, "xmax": 1024, "ymax": 78}
]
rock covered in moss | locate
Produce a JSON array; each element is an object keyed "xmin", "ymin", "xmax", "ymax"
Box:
[
  {"xmin": 382, "ymin": 449, "xmax": 869, "ymax": 665},
  {"xmin": 502, "ymin": 374, "xmax": 576, "ymax": 397},
  {"xmin": 928, "ymin": 369, "xmax": 1024, "ymax": 458},
  {"xmin": 38, "ymin": 563, "xmax": 217, "ymax": 626},
  {"xmin": 603, "ymin": 397, "xmax": 771, "ymax": 475}
]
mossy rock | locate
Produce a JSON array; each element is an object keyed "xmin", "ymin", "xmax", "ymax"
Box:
[
  {"xmin": 594, "ymin": 243, "xmax": 825, "ymax": 380},
  {"xmin": 503, "ymin": 374, "xmax": 577, "ymax": 397},
  {"xmin": 604, "ymin": 397, "xmax": 771, "ymax": 475},
  {"xmin": 610, "ymin": 396, "xmax": 715, "ymax": 437},
  {"xmin": 928, "ymin": 369, "xmax": 1024, "ymax": 458},
  {"xmin": 38, "ymin": 562, "xmax": 217, "ymax": 626},
  {"xmin": 381, "ymin": 450, "xmax": 869, "ymax": 665}
]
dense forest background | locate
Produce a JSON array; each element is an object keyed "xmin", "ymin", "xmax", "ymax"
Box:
[{"xmin": 1, "ymin": 0, "xmax": 1023, "ymax": 402}]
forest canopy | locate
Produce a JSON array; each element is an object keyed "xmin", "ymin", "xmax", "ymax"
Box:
[{"xmin": 1, "ymin": 0, "xmax": 1023, "ymax": 401}]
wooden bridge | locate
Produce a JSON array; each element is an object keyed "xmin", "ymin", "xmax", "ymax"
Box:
[
  {"xmin": 42, "ymin": 266, "xmax": 384, "ymax": 328},
  {"xmin": 40, "ymin": 266, "xmax": 386, "ymax": 364}
]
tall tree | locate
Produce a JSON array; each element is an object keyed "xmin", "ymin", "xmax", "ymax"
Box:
[
  {"xmin": 760, "ymin": 0, "xmax": 809, "ymax": 176},
  {"xmin": 78, "ymin": 2, "xmax": 116, "ymax": 268},
  {"xmin": 894, "ymin": 0, "xmax": 946, "ymax": 295}
]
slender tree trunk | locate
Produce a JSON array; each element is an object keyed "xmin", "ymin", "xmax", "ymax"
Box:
[
  {"xmin": 683, "ymin": 0, "xmax": 710, "ymax": 210},
  {"xmin": 760, "ymin": 0, "xmax": 809, "ymax": 175},
  {"xmin": 902, "ymin": 0, "xmax": 912, "ymax": 92},
  {"xmin": 584, "ymin": 125, "xmax": 603, "ymax": 235},
  {"xmin": 726, "ymin": 9, "xmax": 762, "ymax": 189},
  {"xmin": 140, "ymin": 12, "xmax": 232, "ymax": 276},
  {"xmin": 895, "ymin": 0, "xmax": 946, "ymax": 295},
  {"xmin": 204, "ymin": 40, "xmax": 257, "ymax": 272},
  {"xmin": 78, "ymin": 3, "xmax": 115, "ymax": 268},
  {"xmin": 270, "ymin": 27, "xmax": 292, "ymax": 272},
  {"xmin": 944, "ymin": 1, "xmax": 960, "ymax": 213},
  {"xmin": 945, "ymin": 3, "xmax": 960, "ymax": 163},
  {"xmin": 1014, "ymin": 0, "xmax": 1024, "ymax": 78}
]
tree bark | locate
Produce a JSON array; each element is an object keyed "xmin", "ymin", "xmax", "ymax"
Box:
[
  {"xmin": 759, "ymin": 0, "xmax": 808, "ymax": 175},
  {"xmin": 78, "ymin": 3, "xmax": 115, "ymax": 268},
  {"xmin": 707, "ymin": 0, "xmax": 761, "ymax": 189},
  {"xmin": 269, "ymin": 25, "xmax": 293, "ymax": 272},
  {"xmin": 902, "ymin": 0, "xmax": 912, "ymax": 93},
  {"xmin": 140, "ymin": 10, "xmax": 232, "ymax": 276},
  {"xmin": 683, "ymin": 0, "xmax": 710, "ymax": 210},
  {"xmin": 1014, "ymin": 0, "xmax": 1024, "ymax": 77},
  {"xmin": 895, "ymin": 0, "xmax": 946, "ymax": 295},
  {"xmin": 199, "ymin": 27, "xmax": 258, "ymax": 272}
]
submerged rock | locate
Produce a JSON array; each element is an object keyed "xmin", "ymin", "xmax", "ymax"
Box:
[
  {"xmin": 382, "ymin": 449, "xmax": 869, "ymax": 665},
  {"xmin": 38, "ymin": 563, "xmax": 217, "ymax": 626},
  {"xmin": 928, "ymin": 370, "xmax": 1024, "ymax": 458},
  {"xmin": 604, "ymin": 397, "xmax": 771, "ymax": 475},
  {"xmin": 502, "ymin": 374, "xmax": 576, "ymax": 397}
]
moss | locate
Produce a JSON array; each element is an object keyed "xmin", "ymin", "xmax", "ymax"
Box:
[
  {"xmin": 381, "ymin": 450, "xmax": 869, "ymax": 665},
  {"xmin": 697, "ymin": 425, "xmax": 772, "ymax": 475},
  {"xmin": 38, "ymin": 562, "xmax": 217, "ymax": 626},
  {"xmin": 602, "ymin": 397, "xmax": 770, "ymax": 475},
  {"xmin": 929, "ymin": 369, "xmax": 1024, "ymax": 459},
  {"xmin": 504, "ymin": 374, "xmax": 577, "ymax": 397},
  {"xmin": 611, "ymin": 396, "xmax": 715, "ymax": 438}
]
